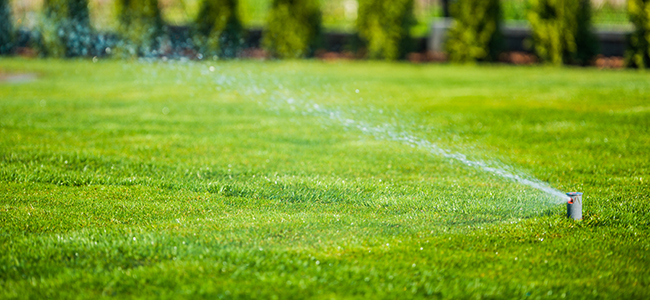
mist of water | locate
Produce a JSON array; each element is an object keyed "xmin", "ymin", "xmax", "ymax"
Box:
[
  {"xmin": 146, "ymin": 62, "xmax": 569, "ymax": 204},
  {"xmin": 281, "ymin": 96, "xmax": 569, "ymax": 204},
  {"xmin": 321, "ymin": 107, "xmax": 569, "ymax": 203}
]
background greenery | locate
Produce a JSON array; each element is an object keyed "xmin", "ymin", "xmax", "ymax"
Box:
[
  {"xmin": 446, "ymin": 0, "xmax": 503, "ymax": 63},
  {"xmin": 115, "ymin": 0, "xmax": 164, "ymax": 57},
  {"xmin": 0, "ymin": 58, "xmax": 648, "ymax": 298},
  {"xmin": 5, "ymin": 0, "xmax": 633, "ymax": 34},
  {"xmin": 193, "ymin": 0, "xmax": 243, "ymax": 58},
  {"xmin": 527, "ymin": 0, "xmax": 598, "ymax": 65},
  {"xmin": 357, "ymin": 0, "xmax": 415, "ymax": 60},
  {"xmin": 262, "ymin": 0, "xmax": 322, "ymax": 58},
  {"xmin": 626, "ymin": 0, "xmax": 650, "ymax": 69},
  {"xmin": 38, "ymin": 0, "xmax": 92, "ymax": 58},
  {"xmin": 0, "ymin": 0, "xmax": 14, "ymax": 55}
]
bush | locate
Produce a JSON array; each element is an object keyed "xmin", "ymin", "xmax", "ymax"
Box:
[
  {"xmin": 626, "ymin": 0, "xmax": 650, "ymax": 68},
  {"xmin": 357, "ymin": 0, "xmax": 415, "ymax": 61},
  {"xmin": 0, "ymin": 0, "xmax": 13, "ymax": 55},
  {"xmin": 116, "ymin": 0, "xmax": 164, "ymax": 57},
  {"xmin": 445, "ymin": 0, "xmax": 502, "ymax": 63},
  {"xmin": 527, "ymin": 0, "xmax": 597, "ymax": 65},
  {"xmin": 263, "ymin": 0, "xmax": 321, "ymax": 58},
  {"xmin": 194, "ymin": 0, "xmax": 244, "ymax": 58},
  {"xmin": 40, "ymin": 0, "xmax": 92, "ymax": 57}
]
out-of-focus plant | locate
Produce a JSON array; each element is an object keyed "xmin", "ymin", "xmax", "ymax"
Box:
[
  {"xmin": 263, "ymin": 0, "xmax": 321, "ymax": 58},
  {"xmin": 116, "ymin": 0, "xmax": 164, "ymax": 57},
  {"xmin": 40, "ymin": 0, "xmax": 92, "ymax": 57},
  {"xmin": 626, "ymin": 0, "xmax": 650, "ymax": 68},
  {"xmin": 0, "ymin": 0, "xmax": 13, "ymax": 55},
  {"xmin": 194, "ymin": 0, "xmax": 243, "ymax": 59},
  {"xmin": 446, "ymin": 0, "xmax": 502, "ymax": 63},
  {"xmin": 528, "ymin": 0, "xmax": 597, "ymax": 65},
  {"xmin": 357, "ymin": 0, "xmax": 415, "ymax": 60}
]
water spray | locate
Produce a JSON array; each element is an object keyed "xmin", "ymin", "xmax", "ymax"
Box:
[
  {"xmin": 566, "ymin": 192, "xmax": 583, "ymax": 220},
  {"xmin": 249, "ymin": 79, "xmax": 572, "ymax": 208}
]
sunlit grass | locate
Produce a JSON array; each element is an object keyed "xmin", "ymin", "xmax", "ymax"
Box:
[{"xmin": 0, "ymin": 58, "xmax": 648, "ymax": 299}]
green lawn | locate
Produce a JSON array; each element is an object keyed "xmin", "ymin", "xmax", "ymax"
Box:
[{"xmin": 0, "ymin": 58, "xmax": 648, "ymax": 299}]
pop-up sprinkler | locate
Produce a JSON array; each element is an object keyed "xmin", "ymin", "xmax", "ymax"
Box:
[{"xmin": 566, "ymin": 192, "xmax": 583, "ymax": 220}]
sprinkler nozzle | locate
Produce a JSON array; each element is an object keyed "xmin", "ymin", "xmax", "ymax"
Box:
[{"xmin": 566, "ymin": 192, "xmax": 583, "ymax": 220}]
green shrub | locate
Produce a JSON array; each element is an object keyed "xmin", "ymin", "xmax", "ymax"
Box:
[
  {"xmin": 357, "ymin": 0, "xmax": 415, "ymax": 60},
  {"xmin": 0, "ymin": 0, "xmax": 13, "ymax": 55},
  {"xmin": 40, "ymin": 0, "xmax": 92, "ymax": 57},
  {"xmin": 194, "ymin": 0, "xmax": 244, "ymax": 58},
  {"xmin": 626, "ymin": 0, "xmax": 650, "ymax": 68},
  {"xmin": 116, "ymin": 0, "xmax": 164, "ymax": 57},
  {"xmin": 263, "ymin": 0, "xmax": 321, "ymax": 59},
  {"xmin": 527, "ymin": 0, "xmax": 597, "ymax": 65},
  {"xmin": 445, "ymin": 0, "xmax": 502, "ymax": 63}
]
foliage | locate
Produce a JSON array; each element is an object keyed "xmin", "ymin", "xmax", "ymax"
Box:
[
  {"xmin": 445, "ymin": 0, "xmax": 502, "ymax": 63},
  {"xmin": 194, "ymin": 0, "xmax": 243, "ymax": 58},
  {"xmin": 263, "ymin": 0, "xmax": 321, "ymax": 58},
  {"xmin": 356, "ymin": 0, "xmax": 415, "ymax": 60},
  {"xmin": 194, "ymin": 0, "xmax": 244, "ymax": 58},
  {"xmin": 116, "ymin": 0, "xmax": 164, "ymax": 57},
  {"xmin": 527, "ymin": 0, "xmax": 598, "ymax": 65},
  {"xmin": 39, "ymin": 0, "xmax": 92, "ymax": 57},
  {"xmin": 0, "ymin": 0, "xmax": 13, "ymax": 55},
  {"xmin": 1, "ymin": 59, "xmax": 649, "ymax": 298},
  {"xmin": 626, "ymin": 0, "xmax": 650, "ymax": 69}
]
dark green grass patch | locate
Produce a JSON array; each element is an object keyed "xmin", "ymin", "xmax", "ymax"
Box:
[{"xmin": 0, "ymin": 59, "xmax": 648, "ymax": 299}]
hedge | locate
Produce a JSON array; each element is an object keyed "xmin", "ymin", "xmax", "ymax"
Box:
[
  {"xmin": 263, "ymin": 0, "xmax": 321, "ymax": 58},
  {"xmin": 0, "ymin": 0, "xmax": 13, "ymax": 55},
  {"xmin": 41, "ymin": 0, "xmax": 92, "ymax": 57},
  {"xmin": 446, "ymin": 0, "xmax": 502, "ymax": 63},
  {"xmin": 357, "ymin": 0, "xmax": 415, "ymax": 60},
  {"xmin": 528, "ymin": 0, "xmax": 597, "ymax": 65},
  {"xmin": 116, "ymin": 0, "xmax": 164, "ymax": 57},
  {"xmin": 626, "ymin": 0, "xmax": 650, "ymax": 68},
  {"xmin": 194, "ymin": 0, "xmax": 243, "ymax": 58}
]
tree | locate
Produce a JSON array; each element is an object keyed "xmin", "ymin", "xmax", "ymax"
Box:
[
  {"xmin": 528, "ymin": 0, "xmax": 597, "ymax": 65},
  {"xmin": 357, "ymin": 0, "xmax": 415, "ymax": 60},
  {"xmin": 194, "ymin": 0, "xmax": 244, "ymax": 58},
  {"xmin": 626, "ymin": 0, "xmax": 650, "ymax": 68},
  {"xmin": 0, "ymin": 0, "xmax": 13, "ymax": 55},
  {"xmin": 116, "ymin": 0, "xmax": 164, "ymax": 57},
  {"xmin": 263, "ymin": 0, "xmax": 321, "ymax": 58},
  {"xmin": 41, "ymin": 0, "xmax": 92, "ymax": 57},
  {"xmin": 445, "ymin": 0, "xmax": 503, "ymax": 63}
]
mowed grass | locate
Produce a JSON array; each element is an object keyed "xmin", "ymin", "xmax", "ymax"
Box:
[{"xmin": 0, "ymin": 58, "xmax": 648, "ymax": 299}]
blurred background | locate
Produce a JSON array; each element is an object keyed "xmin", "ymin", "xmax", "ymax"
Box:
[
  {"xmin": 8, "ymin": 0, "xmax": 630, "ymax": 32},
  {"xmin": 1, "ymin": 0, "xmax": 645, "ymax": 68}
]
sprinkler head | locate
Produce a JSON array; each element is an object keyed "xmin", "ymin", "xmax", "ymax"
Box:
[{"xmin": 566, "ymin": 192, "xmax": 583, "ymax": 220}]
